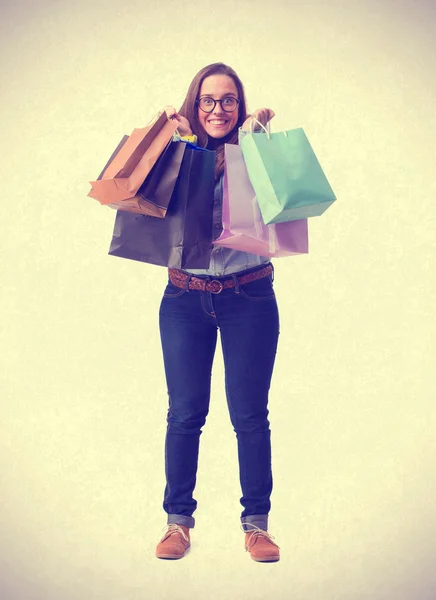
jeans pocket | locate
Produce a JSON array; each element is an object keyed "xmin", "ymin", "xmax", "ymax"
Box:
[
  {"xmin": 163, "ymin": 281, "xmax": 187, "ymax": 298},
  {"xmin": 238, "ymin": 275, "xmax": 275, "ymax": 301}
]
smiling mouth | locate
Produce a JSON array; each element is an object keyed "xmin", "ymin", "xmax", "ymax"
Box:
[{"xmin": 208, "ymin": 120, "xmax": 228, "ymax": 125}]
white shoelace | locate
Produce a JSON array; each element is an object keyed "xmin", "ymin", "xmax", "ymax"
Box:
[
  {"xmin": 241, "ymin": 523, "xmax": 280, "ymax": 550},
  {"xmin": 160, "ymin": 524, "xmax": 189, "ymax": 543}
]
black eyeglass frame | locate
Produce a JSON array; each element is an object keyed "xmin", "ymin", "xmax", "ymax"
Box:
[{"xmin": 196, "ymin": 97, "xmax": 240, "ymax": 113}]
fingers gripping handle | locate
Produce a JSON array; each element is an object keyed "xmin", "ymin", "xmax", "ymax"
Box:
[{"xmin": 249, "ymin": 116, "xmax": 271, "ymax": 138}]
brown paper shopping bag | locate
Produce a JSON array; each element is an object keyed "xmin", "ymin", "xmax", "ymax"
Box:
[
  {"xmin": 89, "ymin": 139, "xmax": 186, "ymax": 217},
  {"xmin": 88, "ymin": 112, "xmax": 178, "ymax": 205}
]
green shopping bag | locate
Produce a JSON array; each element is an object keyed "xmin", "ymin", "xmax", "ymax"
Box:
[{"xmin": 240, "ymin": 120, "xmax": 336, "ymax": 224}]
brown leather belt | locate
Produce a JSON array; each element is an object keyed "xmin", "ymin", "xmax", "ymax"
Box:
[{"xmin": 168, "ymin": 264, "xmax": 273, "ymax": 294}]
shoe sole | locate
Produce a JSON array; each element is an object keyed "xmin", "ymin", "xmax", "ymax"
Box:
[
  {"xmin": 250, "ymin": 555, "xmax": 280, "ymax": 562},
  {"xmin": 156, "ymin": 545, "xmax": 190, "ymax": 560}
]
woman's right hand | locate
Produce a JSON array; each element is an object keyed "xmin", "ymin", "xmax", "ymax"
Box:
[{"xmin": 163, "ymin": 105, "xmax": 193, "ymax": 137}]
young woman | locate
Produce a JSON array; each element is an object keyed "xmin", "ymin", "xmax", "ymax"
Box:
[{"xmin": 155, "ymin": 63, "xmax": 280, "ymax": 562}]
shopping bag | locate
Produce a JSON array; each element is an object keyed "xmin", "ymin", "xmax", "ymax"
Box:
[
  {"xmin": 240, "ymin": 122, "xmax": 336, "ymax": 224},
  {"xmin": 92, "ymin": 141, "xmax": 186, "ymax": 217},
  {"xmin": 108, "ymin": 144, "xmax": 215, "ymax": 268},
  {"xmin": 214, "ymin": 144, "xmax": 308, "ymax": 257},
  {"xmin": 132, "ymin": 140, "xmax": 187, "ymax": 217},
  {"xmin": 88, "ymin": 134, "xmax": 147, "ymax": 214},
  {"xmin": 88, "ymin": 112, "xmax": 178, "ymax": 205},
  {"xmin": 88, "ymin": 134, "xmax": 128, "ymax": 200}
]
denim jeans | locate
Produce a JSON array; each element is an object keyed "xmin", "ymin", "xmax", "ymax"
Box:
[{"xmin": 158, "ymin": 263, "xmax": 280, "ymax": 532}]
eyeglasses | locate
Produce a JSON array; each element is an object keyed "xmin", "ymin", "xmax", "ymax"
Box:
[{"xmin": 196, "ymin": 96, "xmax": 240, "ymax": 113}]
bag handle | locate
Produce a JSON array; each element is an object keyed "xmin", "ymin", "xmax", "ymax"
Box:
[
  {"xmin": 249, "ymin": 116, "xmax": 271, "ymax": 139},
  {"xmin": 249, "ymin": 116, "xmax": 289, "ymax": 138},
  {"xmin": 147, "ymin": 111, "xmax": 163, "ymax": 126},
  {"xmin": 155, "ymin": 110, "xmax": 185, "ymax": 138}
]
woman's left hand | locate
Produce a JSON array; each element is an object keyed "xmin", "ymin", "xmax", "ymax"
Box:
[
  {"xmin": 241, "ymin": 108, "xmax": 275, "ymax": 131},
  {"xmin": 162, "ymin": 105, "xmax": 193, "ymax": 136}
]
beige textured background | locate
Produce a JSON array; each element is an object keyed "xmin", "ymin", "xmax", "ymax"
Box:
[{"xmin": 1, "ymin": 0, "xmax": 435, "ymax": 598}]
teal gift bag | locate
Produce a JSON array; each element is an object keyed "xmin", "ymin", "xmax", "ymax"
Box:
[{"xmin": 240, "ymin": 120, "xmax": 336, "ymax": 224}]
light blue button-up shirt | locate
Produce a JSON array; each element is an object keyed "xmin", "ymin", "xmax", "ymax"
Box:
[{"xmin": 183, "ymin": 128, "xmax": 270, "ymax": 277}]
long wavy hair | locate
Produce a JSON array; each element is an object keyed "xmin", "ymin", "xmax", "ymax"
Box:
[{"xmin": 178, "ymin": 63, "xmax": 248, "ymax": 180}]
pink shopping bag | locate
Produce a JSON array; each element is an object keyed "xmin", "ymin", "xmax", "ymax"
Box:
[{"xmin": 214, "ymin": 144, "xmax": 309, "ymax": 257}]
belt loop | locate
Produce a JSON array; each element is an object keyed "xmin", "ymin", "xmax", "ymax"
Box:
[
  {"xmin": 231, "ymin": 273, "xmax": 241, "ymax": 294},
  {"xmin": 270, "ymin": 262, "xmax": 275, "ymax": 283},
  {"xmin": 183, "ymin": 273, "xmax": 192, "ymax": 291}
]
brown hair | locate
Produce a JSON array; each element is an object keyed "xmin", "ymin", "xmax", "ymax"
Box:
[{"xmin": 178, "ymin": 63, "xmax": 248, "ymax": 180}]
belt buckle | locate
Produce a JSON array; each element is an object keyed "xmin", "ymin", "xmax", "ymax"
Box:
[{"xmin": 208, "ymin": 279, "xmax": 223, "ymax": 294}]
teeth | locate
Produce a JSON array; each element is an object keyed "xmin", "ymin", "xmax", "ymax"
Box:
[{"xmin": 209, "ymin": 120, "xmax": 226, "ymax": 124}]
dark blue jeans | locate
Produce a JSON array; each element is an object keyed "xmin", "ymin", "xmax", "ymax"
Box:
[{"xmin": 158, "ymin": 263, "xmax": 280, "ymax": 532}]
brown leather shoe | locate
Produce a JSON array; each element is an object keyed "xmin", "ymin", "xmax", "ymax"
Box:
[
  {"xmin": 244, "ymin": 526, "xmax": 280, "ymax": 562},
  {"xmin": 156, "ymin": 524, "xmax": 190, "ymax": 560}
]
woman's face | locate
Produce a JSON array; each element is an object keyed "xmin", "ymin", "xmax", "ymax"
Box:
[{"xmin": 197, "ymin": 74, "xmax": 239, "ymax": 139}]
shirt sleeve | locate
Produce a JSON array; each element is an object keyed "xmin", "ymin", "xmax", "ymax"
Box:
[{"xmin": 172, "ymin": 132, "xmax": 198, "ymax": 144}]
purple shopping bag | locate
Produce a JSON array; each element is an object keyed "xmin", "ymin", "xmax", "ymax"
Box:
[{"xmin": 214, "ymin": 144, "xmax": 309, "ymax": 257}]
